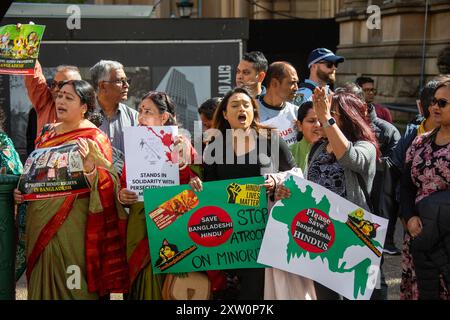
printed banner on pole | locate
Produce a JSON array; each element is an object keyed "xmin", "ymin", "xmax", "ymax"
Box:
[
  {"xmin": 143, "ymin": 176, "xmax": 268, "ymax": 274},
  {"xmin": 0, "ymin": 24, "xmax": 45, "ymax": 75},
  {"xmin": 258, "ymin": 170, "xmax": 388, "ymax": 300},
  {"xmin": 18, "ymin": 143, "xmax": 89, "ymax": 200},
  {"xmin": 124, "ymin": 126, "xmax": 180, "ymax": 201}
]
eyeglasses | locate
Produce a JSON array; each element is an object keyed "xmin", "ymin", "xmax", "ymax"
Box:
[
  {"xmin": 103, "ymin": 78, "xmax": 131, "ymax": 86},
  {"xmin": 50, "ymin": 80, "xmax": 66, "ymax": 89},
  {"xmin": 54, "ymin": 80, "xmax": 75, "ymax": 89},
  {"xmin": 431, "ymin": 98, "xmax": 450, "ymax": 109},
  {"xmin": 363, "ymin": 88, "xmax": 377, "ymax": 94},
  {"xmin": 318, "ymin": 61, "xmax": 338, "ymax": 69}
]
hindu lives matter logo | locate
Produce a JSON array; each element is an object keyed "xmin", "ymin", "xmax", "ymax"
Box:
[
  {"xmin": 188, "ymin": 206, "xmax": 233, "ymax": 247},
  {"xmin": 291, "ymin": 208, "xmax": 335, "ymax": 253}
]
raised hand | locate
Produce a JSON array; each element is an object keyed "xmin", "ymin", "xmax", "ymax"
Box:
[{"xmin": 312, "ymin": 86, "xmax": 332, "ymax": 124}]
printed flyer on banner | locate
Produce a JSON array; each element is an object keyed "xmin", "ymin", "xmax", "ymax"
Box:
[
  {"xmin": 124, "ymin": 126, "xmax": 180, "ymax": 201},
  {"xmin": 18, "ymin": 143, "xmax": 89, "ymax": 200},
  {"xmin": 258, "ymin": 171, "xmax": 388, "ymax": 300},
  {"xmin": 143, "ymin": 177, "xmax": 268, "ymax": 274},
  {"xmin": 0, "ymin": 24, "xmax": 45, "ymax": 75}
]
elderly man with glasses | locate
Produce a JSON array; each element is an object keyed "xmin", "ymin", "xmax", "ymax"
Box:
[
  {"xmin": 293, "ymin": 47, "xmax": 344, "ymax": 107},
  {"xmin": 90, "ymin": 60, "xmax": 138, "ymax": 155}
]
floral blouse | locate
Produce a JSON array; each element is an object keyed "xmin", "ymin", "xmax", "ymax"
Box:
[
  {"xmin": 308, "ymin": 146, "xmax": 346, "ymax": 198},
  {"xmin": 405, "ymin": 132, "xmax": 450, "ymax": 204},
  {"xmin": 0, "ymin": 131, "xmax": 23, "ymax": 175}
]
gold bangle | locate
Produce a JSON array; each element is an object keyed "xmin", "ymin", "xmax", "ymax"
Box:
[{"xmin": 83, "ymin": 165, "xmax": 96, "ymax": 176}]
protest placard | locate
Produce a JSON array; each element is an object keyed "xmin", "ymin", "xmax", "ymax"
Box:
[
  {"xmin": 18, "ymin": 143, "xmax": 89, "ymax": 200},
  {"xmin": 258, "ymin": 171, "xmax": 388, "ymax": 300},
  {"xmin": 124, "ymin": 126, "xmax": 180, "ymax": 201},
  {"xmin": 0, "ymin": 24, "xmax": 45, "ymax": 75},
  {"xmin": 143, "ymin": 177, "xmax": 268, "ymax": 274}
]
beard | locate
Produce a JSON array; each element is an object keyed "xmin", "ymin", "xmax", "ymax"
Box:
[{"xmin": 317, "ymin": 68, "xmax": 336, "ymax": 84}]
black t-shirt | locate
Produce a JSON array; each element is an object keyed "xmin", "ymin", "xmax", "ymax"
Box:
[{"xmin": 203, "ymin": 134, "xmax": 295, "ymax": 182}]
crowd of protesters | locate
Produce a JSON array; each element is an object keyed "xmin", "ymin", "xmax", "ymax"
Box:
[{"xmin": 2, "ymin": 23, "xmax": 450, "ymax": 300}]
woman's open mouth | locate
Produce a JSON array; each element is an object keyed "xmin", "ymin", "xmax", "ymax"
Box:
[{"xmin": 238, "ymin": 114, "xmax": 247, "ymax": 123}]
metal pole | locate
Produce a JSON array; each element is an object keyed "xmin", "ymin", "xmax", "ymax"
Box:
[{"xmin": 420, "ymin": 0, "xmax": 429, "ymax": 90}]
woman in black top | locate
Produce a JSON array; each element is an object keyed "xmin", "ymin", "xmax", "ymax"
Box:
[{"xmin": 189, "ymin": 87, "xmax": 296, "ymax": 300}]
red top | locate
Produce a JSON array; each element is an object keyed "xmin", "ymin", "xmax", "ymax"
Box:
[
  {"xmin": 24, "ymin": 60, "xmax": 57, "ymax": 136},
  {"xmin": 374, "ymin": 104, "xmax": 393, "ymax": 123}
]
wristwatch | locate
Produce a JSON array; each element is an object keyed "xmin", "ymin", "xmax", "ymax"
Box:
[{"xmin": 322, "ymin": 117, "xmax": 336, "ymax": 129}]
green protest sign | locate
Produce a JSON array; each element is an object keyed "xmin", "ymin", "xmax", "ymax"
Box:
[
  {"xmin": 0, "ymin": 24, "xmax": 45, "ymax": 75},
  {"xmin": 258, "ymin": 171, "xmax": 388, "ymax": 300},
  {"xmin": 144, "ymin": 176, "xmax": 268, "ymax": 274}
]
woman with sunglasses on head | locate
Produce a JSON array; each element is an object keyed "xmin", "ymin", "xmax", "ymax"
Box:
[
  {"xmin": 13, "ymin": 80, "xmax": 129, "ymax": 299},
  {"xmin": 400, "ymin": 79, "xmax": 450, "ymax": 300},
  {"xmin": 276, "ymin": 88, "xmax": 379, "ymax": 299},
  {"xmin": 189, "ymin": 87, "xmax": 297, "ymax": 300},
  {"xmin": 118, "ymin": 91, "xmax": 198, "ymax": 300}
]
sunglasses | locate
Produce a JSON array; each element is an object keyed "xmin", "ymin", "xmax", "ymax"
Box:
[
  {"xmin": 432, "ymin": 98, "xmax": 450, "ymax": 109},
  {"xmin": 318, "ymin": 61, "xmax": 338, "ymax": 69},
  {"xmin": 50, "ymin": 80, "xmax": 66, "ymax": 89},
  {"xmin": 53, "ymin": 80, "xmax": 76, "ymax": 89}
]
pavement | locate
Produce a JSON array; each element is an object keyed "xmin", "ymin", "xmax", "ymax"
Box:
[
  {"xmin": 15, "ymin": 220, "xmax": 404, "ymax": 300},
  {"xmin": 383, "ymin": 219, "xmax": 404, "ymax": 300}
]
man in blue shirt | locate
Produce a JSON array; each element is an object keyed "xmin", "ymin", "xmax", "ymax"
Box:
[
  {"xmin": 293, "ymin": 48, "xmax": 344, "ymax": 106},
  {"xmin": 90, "ymin": 60, "xmax": 139, "ymax": 176}
]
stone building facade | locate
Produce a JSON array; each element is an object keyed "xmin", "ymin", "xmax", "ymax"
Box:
[{"xmin": 96, "ymin": 0, "xmax": 450, "ymax": 117}]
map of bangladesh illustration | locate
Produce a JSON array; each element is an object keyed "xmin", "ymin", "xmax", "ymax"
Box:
[{"xmin": 258, "ymin": 172, "xmax": 388, "ymax": 300}]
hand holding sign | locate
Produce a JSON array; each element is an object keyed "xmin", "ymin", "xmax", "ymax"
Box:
[
  {"xmin": 119, "ymin": 188, "xmax": 139, "ymax": 205},
  {"xmin": 13, "ymin": 188, "xmax": 24, "ymax": 204}
]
